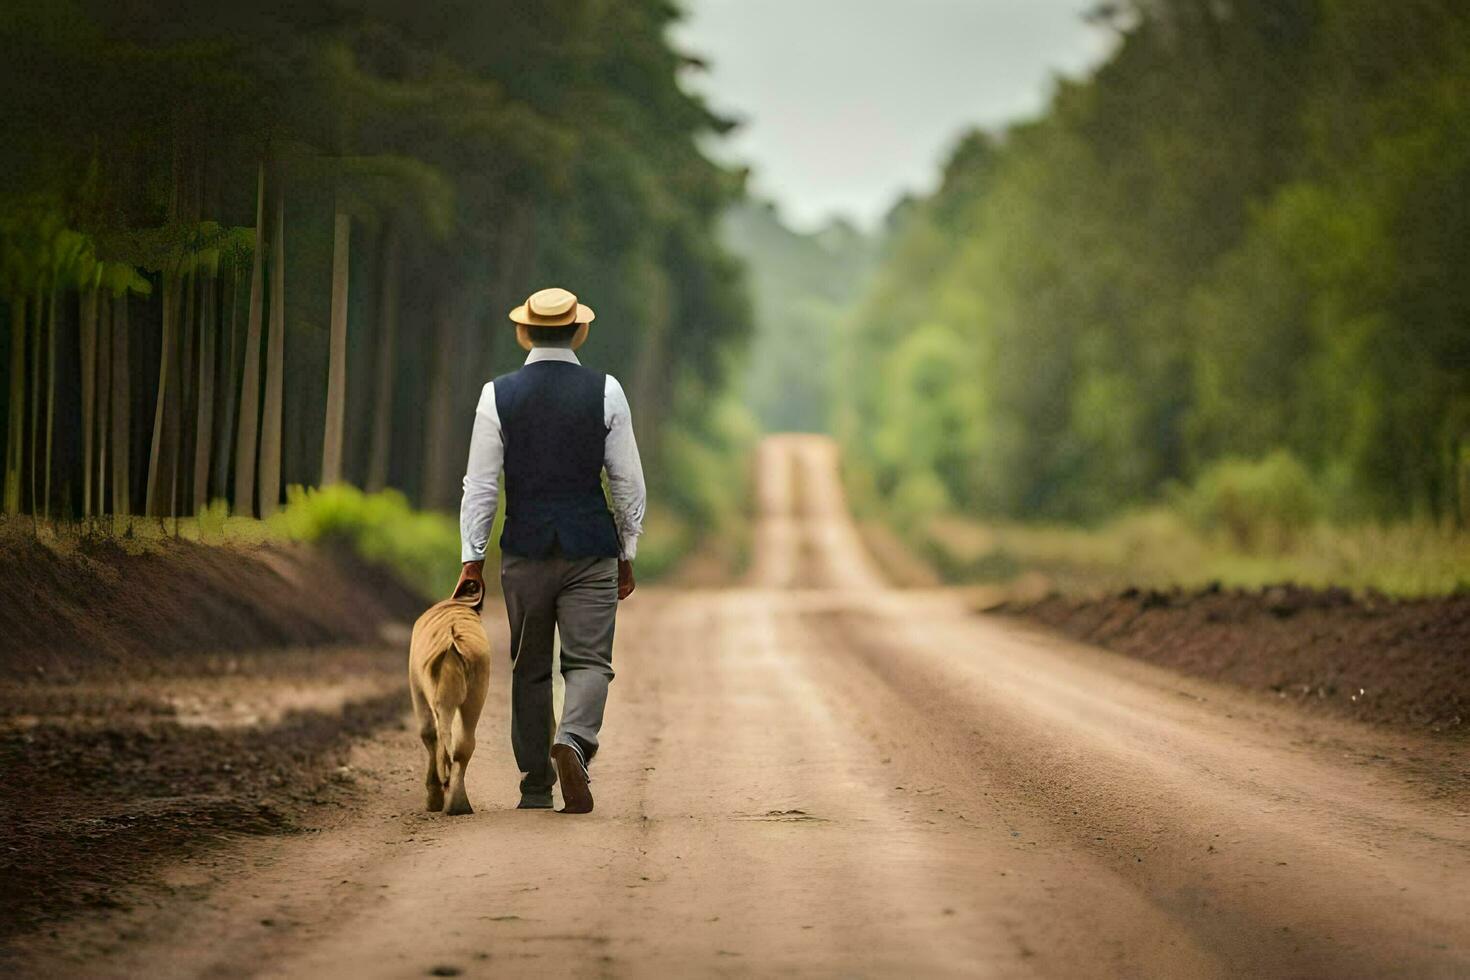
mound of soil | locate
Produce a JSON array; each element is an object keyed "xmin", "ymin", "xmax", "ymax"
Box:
[
  {"xmin": 993, "ymin": 584, "xmax": 1470, "ymax": 732},
  {"xmin": 0, "ymin": 528, "xmax": 423, "ymax": 680},
  {"xmin": 0, "ymin": 648, "xmax": 407, "ymax": 945},
  {"xmin": 0, "ymin": 528, "xmax": 430, "ymax": 947}
]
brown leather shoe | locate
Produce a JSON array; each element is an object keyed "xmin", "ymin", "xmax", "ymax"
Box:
[{"xmin": 551, "ymin": 743, "xmax": 593, "ymax": 814}]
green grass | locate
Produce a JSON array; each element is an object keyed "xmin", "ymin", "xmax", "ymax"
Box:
[
  {"xmin": 3, "ymin": 487, "xmax": 464, "ymax": 600},
  {"xmin": 8, "ymin": 509, "xmax": 278, "ymax": 551},
  {"xmin": 10, "ymin": 480, "xmax": 722, "ymax": 601},
  {"xmin": 269, "ymin": 485, "xmax": 465, "ymax": 599},
  {"xmin": 905, "ymin": 508, "xmax": 1470, "ymax": 598}
]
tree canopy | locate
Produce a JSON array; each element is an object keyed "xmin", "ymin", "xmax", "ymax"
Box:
[
  {"xmin": 0, "ymin": 0, "xmax": 749, "ymax": 521},
  {"xmin": 840, "ymin": 0, "xmax": 1470, "ymax": 525}
]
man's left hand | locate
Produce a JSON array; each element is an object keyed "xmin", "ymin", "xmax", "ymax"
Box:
[{"xmin": 617, "ymin": 559, "xmax": 636, "ymax": 600}]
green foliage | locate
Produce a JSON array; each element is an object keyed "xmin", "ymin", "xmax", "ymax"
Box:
[
  {"xmin": 629, "ymin": 510, "xmax": 696, "ymax": 582},
  {"xmin": 841, "ymin": 0, "xmax": 1470, "ymax": 529},
  {"xmin": 721, "ymin": 201, "xmax": 876, "ymax": 434},
  {"xmin": 1169, "ymin": 451, "xmax": 1320, "ymax": 551},
  {"xmin": 270, "ymin": 484, "xmax": 462, "ymax": 599},
  {"xmin": 656, "ymin": 378, "xmax": 759, "ymax": 534},
  {"xmin": 195, "ymin": 498, "xmax": 230, "ymax": 543},
  {"xmin": 630, "ymin": 375, "xmax": 761, "ymax": 577},
  {"xmin": 903, "ymin": 509, "xmax": 1470, "ymax": 599},
  {"xmin": 0, "ymin": 0, "xmax": 750, "ymax": 538}
]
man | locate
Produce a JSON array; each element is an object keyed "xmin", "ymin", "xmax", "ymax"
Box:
[{"xmin": 456, "ymin": 286, "xmax": 645, "ymax": 815}]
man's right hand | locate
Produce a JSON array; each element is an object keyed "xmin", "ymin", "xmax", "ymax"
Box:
[
  {"xmin": 454, "ymin": 560, "xmax": 485, "ymax": 600},
  {"xmin": 617, "ymin": 559, "xmax": 636, "ymax": 600}
]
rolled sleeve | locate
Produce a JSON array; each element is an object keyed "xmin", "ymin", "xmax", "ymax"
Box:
[
  {"xmin": 459, "ymin": 383, "xmax": 503, "ymax": 563},
  {"xmin": 603, "ymin": 375, "xmax": 646, "ymax": 560}
]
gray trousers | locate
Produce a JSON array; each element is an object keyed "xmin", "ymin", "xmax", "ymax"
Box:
[{"xmin": 501, "ymin": 553, "xmax": 618, "ymax": 797}]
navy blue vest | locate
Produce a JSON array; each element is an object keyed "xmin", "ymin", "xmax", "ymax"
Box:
[{"xmin": 494, "ymin": 360, "xmax": 621, "ymax": 560}]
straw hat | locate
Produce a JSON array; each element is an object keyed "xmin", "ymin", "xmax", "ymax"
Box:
[{"xmin": 508, "ymin": 287, "xmax": 595, "ymax": 327}]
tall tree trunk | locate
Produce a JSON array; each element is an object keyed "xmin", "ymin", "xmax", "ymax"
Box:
[
  {"xmin": 95, "ymin": 291, "xmax": 111, "ymax": 516},
  {"xmin": 421, "ymin": 302, "xmax": 456, "ymax": 509},
  {"xmin": 365, "ymin": 229, "xmax": 400, "ymax": 492},
  {"xmin": 79, "ymin": 285, "xmax": 98, "ymax": 517},
  {"xmin": 213, "ymin": 261, "xmax": 240, "ymax": 496},
  {"xmin": 233, "ymin": 162, "xmax": 267, "ymax": 516},
  {"xmin": 257, "ymin": 176, "xmax": 286, "ymax": 518},
  {"xmin": 42, "ymin": 287, "xmax": 57, "ymax": 520},
  {"xmin": 192, "ymin": 271, "xmax": 216, "ymax": 511},
  {"xmin": 177, "ymin": 268, "xmax": 197, "ymax": 513},
  {"xmin": 145, "ymin": 273, "xmax": 178, "ymax": 518},
  {"xmin": 321, "ymin": 210, "xmax": 350, "ymax": 486},
  {"xmin": 29, "ymin": 289, "xmax": 41, "ymax": 515},
  {"xmin": 110, "ymin": 292, "xmax": 131, "ymax": 517},
  {"xmin": 628, "ymin": 267, "xmax": 673, "ymax": 474},
  {"xmin": 480, "ymin": 201, "xmax": 532, "ymax": 383},
  {"xmin": 4, "ymin": 297, "xmax": 25, "ymax": 514}
]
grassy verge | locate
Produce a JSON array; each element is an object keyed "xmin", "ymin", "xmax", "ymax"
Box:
[
  {"xmin": 892, "ymin": 508, "xmax": 1470, "ymax": 598},
  {"xmin": 3, "ymin": 488, "xmax": 464, "ymax": 601},
  {"xmin": 11, "ymin": 477, "xmax": 736, "ymax": 602},
  {"xmin": 269, "ymin": 486, "xmax": 466, "ymax": 599}
]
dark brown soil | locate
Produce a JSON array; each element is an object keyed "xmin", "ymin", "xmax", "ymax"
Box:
[
  {"xmin": 0, "ymin": 529, "xmax": 425, "ymax": 947},
  {"xmin": 0, "ymin": 650, "xmax": 407, "ymax": 944},
  {"xmin": 0, "ymin": 526, "xmax": 422, "ymax": 681},
  {"xmin": 992, "ymin": 584, "xmax": 1470, "ymax": 733}
]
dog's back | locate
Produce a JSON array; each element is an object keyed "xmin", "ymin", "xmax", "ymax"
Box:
[{"xmin": 409, "ymin": 591, "xmax": 491, "ymax": 815}]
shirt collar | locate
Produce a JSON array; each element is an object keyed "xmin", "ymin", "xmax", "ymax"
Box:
[{"xmin": 524, "ymin": 347, "xmax": 581, "ymax": 366}]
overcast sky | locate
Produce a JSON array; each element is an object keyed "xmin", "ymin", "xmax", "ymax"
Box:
[{"xmin": 671, "ymin": 0, "xmax": 1115, "ymax": 231}]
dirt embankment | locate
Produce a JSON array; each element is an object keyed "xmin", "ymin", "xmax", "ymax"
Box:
[
  {"xmin": 0, "ymin": 531, "xmax": 426, "ymax": 946},
  {"xmin": 993, "ymin": 584, "xmax": 1470, "ymax": 732},
  {"xmin": 0, "ymin": 530, "xmax": 422, "ymax": 680}
]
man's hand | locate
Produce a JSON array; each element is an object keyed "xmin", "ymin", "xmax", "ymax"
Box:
[
  {"xmin": 454, "ymin": 560, "xmax": 485, "ymax": 600},
  {"xmin": 617, "ymin": 559, "xmax": 636, "ymax": 600}
]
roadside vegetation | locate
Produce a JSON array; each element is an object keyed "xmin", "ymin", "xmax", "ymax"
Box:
[
  {"xmin": 877, "ymin": 511, "xmax": 1470, "ymax": 599},
  {"xmin": 3, "ymin": 442, "xmax": 751, "ymax": 599},
  {"xmin": 835, "ymin": 1, "xmax": 1470, "ymax": 593},
  {"xmin": 852, "ymin": 451, "xmax": 1470, "ymax": 597},
  {"xmin": 0, "ymin": 0, "xmax": 749, "ymax": 577},
  {"xmin": 2, "ymin": 487, "xmax": 460, "ymax": 598}
]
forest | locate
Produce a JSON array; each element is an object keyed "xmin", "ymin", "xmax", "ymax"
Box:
[
  {"xmin": 722, "ymin": 200, "xmax": 875, "ymax": 435},
  {"xmin": 840, "ymin": 0, "xmax": 1470, "ymax": 530},
  {"xmin": 0, "ymin": 0, "xmax": 748, "ymax": 534}
]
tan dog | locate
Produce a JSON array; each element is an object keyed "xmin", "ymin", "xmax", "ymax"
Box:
[{"xmin": 409, "ymin": 581, "xmax": 490, "ymax": 815}]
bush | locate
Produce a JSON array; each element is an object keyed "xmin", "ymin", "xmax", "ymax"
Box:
[
  {"xmin": 658, "ymin": 391, "xmax": 759, "ymax": 534},
  {"xmin": 890, "ymin": 470, "xmax": 951, "ymax": 532},
  {"xmin": 631, "ymin": 509, "xmax": 696, "ymax": 581},
  {"xmin": 270, "ymin": 485, "xmax": 464, "ymax": 599},
  {"xmin": 196, "ymin": 498, "xmax": 229, "ymax": 543},
  {"xmin": 1171, "ymin": 450, "xmax": 1321, "ymax": 550}
]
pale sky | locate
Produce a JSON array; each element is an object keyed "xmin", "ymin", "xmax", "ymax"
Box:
[{"xmin": 671, "ymin": 0, "xmax": 1116, "ymax": 231}]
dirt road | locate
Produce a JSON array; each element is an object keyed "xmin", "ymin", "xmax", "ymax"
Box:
[{"xmin": 22, "ymin": 436, "xmax": 1469, "ymax": 978}]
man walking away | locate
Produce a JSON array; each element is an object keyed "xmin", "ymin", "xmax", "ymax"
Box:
[{"xmin": 456, "ymin": 287, "xmax": 645, "ymax": 814}]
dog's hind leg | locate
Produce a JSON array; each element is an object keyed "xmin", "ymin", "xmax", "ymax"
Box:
[
  {"xmin": 410, "ymin": 677, "xmax": 444, "ymax": 812},
  {"xmin": 436, "ymin": 655, "xmax": 473, "ymax": 816},
  {"xmin": 444, "ymin": 669, "xmax": 483, "ymax": 817}
]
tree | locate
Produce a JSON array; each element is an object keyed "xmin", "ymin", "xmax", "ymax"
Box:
[
  {"xmin": 108, "ymin": 285, "xmax": 131, "ymax": 518},
  {"xmin": 233, "ymin": 163, "xmax": 268, "ymax": 517},
  {"xmin": 190, "ymin": 253, "xmax": 217, "ymax": 510},
  {"xmin": 365, "ymin": 227, "xmax": 399, "ymax": 492},
  {"xmin": 320, "ymin": 209, "xmax": 349, "ymax": 485},
  {"xmin": 0, "ymin": 0, "xmax": 751, "ymax": 528},
  {"xmin": 78, "ymin": 272, "xmax": 98, "ymax": 516},
  {"xmin": 256, "ymin": 176, "xmax": 286, "ymax": 518}
]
